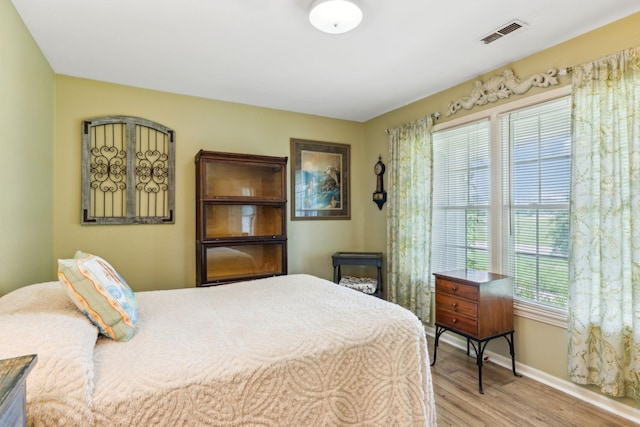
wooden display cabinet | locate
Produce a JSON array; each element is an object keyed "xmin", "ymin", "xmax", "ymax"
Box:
[{"xmin": 195, "ymin": 150, "xmax": 288, "ymax": 286}]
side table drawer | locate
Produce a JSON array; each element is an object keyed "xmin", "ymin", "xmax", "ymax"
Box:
[
  {"xmin": 436, "ymin": 293, "xmax": 477, "ymax": 318},
  {"xmin": 436, "ymin": 308, "xmax": 478, "ymax": 336},
  {"xmin": 436, "ymin": 279, "xmax": 478, "ymax": 301}
]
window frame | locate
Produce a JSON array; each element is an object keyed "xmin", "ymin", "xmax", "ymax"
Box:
[{"xmin": 432, "ymin": 85, "xmax": 571, "ymax": 327}]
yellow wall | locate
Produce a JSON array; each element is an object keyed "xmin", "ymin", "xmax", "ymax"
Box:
[
  {"xmin": 0, "ymin": 0, "xmax": 55, "ymax": 296},
  {"xmin": 54, "ymin": 77, "xmax": 365, "ymax": 291},
  {"xmin": 363, "ymin": 12, "xmax": 640, "ymax": 407}
]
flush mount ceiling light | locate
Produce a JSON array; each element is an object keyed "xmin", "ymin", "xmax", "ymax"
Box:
[{"xmin": 309, "ymin": 0, "xmax": 363, "ymax": 34}]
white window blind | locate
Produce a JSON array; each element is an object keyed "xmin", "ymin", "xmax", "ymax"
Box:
[
  {"xmin": 431, "ymin": 93, "xmax": 571, "ymax": 312},
  {"xmin": 432, "ymin": 120, "xmax": 491, "ymax": 279},
  {"xmin": 501, "ymin": 97, "xmax": 571, "ymax": 309}
]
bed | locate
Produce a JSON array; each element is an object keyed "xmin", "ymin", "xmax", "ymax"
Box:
[{"xmin": 0, "ymin": 273, "xmax": 436, "ymax": 426}]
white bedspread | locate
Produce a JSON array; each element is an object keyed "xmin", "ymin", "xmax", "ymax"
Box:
[
  {"xmin": 0, "ymin": 281, "xmax": 97, "ymax": 425},
  {"xmin": 0, "ymin": 274, "xmax": 436, "ymax": 426}
]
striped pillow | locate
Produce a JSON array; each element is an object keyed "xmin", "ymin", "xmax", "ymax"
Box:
[{"xmin": 58, "ymin": 251, "xmax": 138, "ymax": 341}]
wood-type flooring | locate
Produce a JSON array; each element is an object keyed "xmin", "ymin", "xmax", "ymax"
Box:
[{"xmin": 429, "ymin": 339, "xmax": 638, "ymax": 426}]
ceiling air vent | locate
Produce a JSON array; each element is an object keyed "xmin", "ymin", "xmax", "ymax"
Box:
[{"xmin": 481, "ymin": 19, "xmax": 528, "ymax": 44}]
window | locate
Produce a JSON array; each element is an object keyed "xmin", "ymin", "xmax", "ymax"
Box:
[
  {"xmin": 432, "ymin": 89, "xmax": 571, "ymax": 318},
  {"xmin": 501, "ymin": 98, "xmax": 571, "ymax": 309},
  {"xmin": 432, "ymin": 120, "xmax": 491, "ymax": 274},
  {"xmin": 81, "ymin": 116, "xmax": 175, "ymax": 225}
]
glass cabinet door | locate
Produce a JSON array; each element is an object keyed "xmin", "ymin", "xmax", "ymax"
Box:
[
  {"xmin": 203, "ymin": 162, "xmax": 285, "ymax": 199},
  {"xmin": 204, "ymin": 243, "xmax": 285, "ymax": 282},
  {"xmin": 204, "ymin": 204, "xmax": 284, "ymax": 239}
]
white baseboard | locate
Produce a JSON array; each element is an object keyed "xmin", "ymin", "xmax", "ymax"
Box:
[{"xmin": 424, "ymin": 326, "xmax": 640, "ymax": 424}]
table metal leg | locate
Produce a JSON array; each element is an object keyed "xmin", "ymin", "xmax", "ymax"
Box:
[
  {"xmin": 430, "ymin": 325, "xmax": 446, "ymax": 366},
  {"xmin": 467, "ymin": 339, "xmax": 489, "ymax": 394},
  {"xmin": 504, "ymin": 332, "xmax": 521, "ymax": 378},
  {"xmin": 430, "ymin": 326, "xmax": 519, "ymax": 393}
]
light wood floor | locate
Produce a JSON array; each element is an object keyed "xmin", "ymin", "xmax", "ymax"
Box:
[{"xmin": 428, "ymin": 339, "xmax": 638, "ymax": 426}]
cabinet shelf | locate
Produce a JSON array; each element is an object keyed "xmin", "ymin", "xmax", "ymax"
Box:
[
  {"xmin": 196, "ymin": 150, "xmax": 288, "ymax": 286},
  {"xmin": 203, "ymin": 203, "xmax": 284, "ymax": 240},
  {"xmin": 201, "ymin": 154, "xmax": 285, "ymax": 200},
  {"xmin": 198, "ymin": 241, "xmax": 285, "ymax": 284}
]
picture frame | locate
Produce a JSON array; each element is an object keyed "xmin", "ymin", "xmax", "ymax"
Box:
[{"xmin": 290, "ymin": 138, "xmax": 350, "ymax": 220}]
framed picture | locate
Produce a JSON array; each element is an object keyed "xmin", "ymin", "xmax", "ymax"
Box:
[{"xmin": 291, "ymin": 138, "xmax": 350, "ymax": 220}]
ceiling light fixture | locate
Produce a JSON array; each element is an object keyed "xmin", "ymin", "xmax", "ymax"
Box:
[{"xmin": 309, "ymin": 0, "xmax": 363, "ymax": 35}]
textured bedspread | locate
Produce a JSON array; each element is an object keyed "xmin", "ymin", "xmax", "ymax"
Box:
[
  {"xmin": 0, "ymin": 281, "xmax": 97, "ymax": 425},
  {"xmin": 0, "ymin": 274, "xmax": 436, "ymax": 426}
]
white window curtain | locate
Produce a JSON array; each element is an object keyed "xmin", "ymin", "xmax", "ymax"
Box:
[
  {"xmin": 568, "ymin": 46, "xmax": 640, "ymax": 403},
  {"xmin": 386, "ymin": 116, "xmax": 434, "ymax": 322}
]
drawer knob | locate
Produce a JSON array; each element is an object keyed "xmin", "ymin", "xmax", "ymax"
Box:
[
  {"xmin": 452, "ymin": 318, "xmax": 458, "ymax": 323},
  {"xmin": 451, "ymin": 302, "xmax": 458, "ymax": 308},
  {"xmin": 452, "ymin": 286, "xmax": 458, "ymax": 291}
]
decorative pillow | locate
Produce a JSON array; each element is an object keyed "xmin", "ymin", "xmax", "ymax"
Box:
[{"xmin": 58, "ymin": 251, "xmax": 138, "ymax": 341}]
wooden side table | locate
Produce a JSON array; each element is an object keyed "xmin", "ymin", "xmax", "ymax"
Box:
[
  {"xmin": 0, "ymin": 354, "xmax": 37, "ymax": 426},
  {"xmin": 331, "ymin": 252, "xmax": 383, "ymax": 298},
  {"xmin": 430, "ymin": 269, "xmax": 520, "ymax": 393}
]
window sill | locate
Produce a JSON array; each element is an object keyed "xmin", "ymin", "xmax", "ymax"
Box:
[{"xmin": 514, "ymin": 300, "xmax": 567, "ymax": 329}]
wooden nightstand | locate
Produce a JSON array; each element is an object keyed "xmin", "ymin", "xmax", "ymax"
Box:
[
  {"xmin": 0, "ymin": 354, "xmax": 37, "ymax": 427},
  {"xmin": 430, "ymin": 269, "xmax": 520, "ymax": 393}
]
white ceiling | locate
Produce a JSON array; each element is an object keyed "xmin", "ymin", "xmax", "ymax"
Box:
[{"xmin": 11, "ymin": 0, "xmax": 640, "ymax": 122}]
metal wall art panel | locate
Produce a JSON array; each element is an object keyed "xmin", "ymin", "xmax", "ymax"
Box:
[{"xmin": 81, "ymin": 116, "xmax": 175, "ymax": 225}]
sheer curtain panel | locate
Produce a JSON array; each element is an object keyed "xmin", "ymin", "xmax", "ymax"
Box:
[
  {"xmin": 568, "ymin": 46, "xmax": 640, "ymax": 403},
  {"xmin": 386, "ymin": 117, "xmax": 434, "ymax": 322}
]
